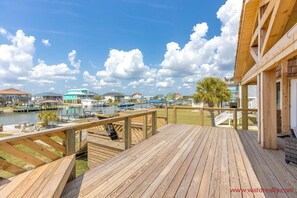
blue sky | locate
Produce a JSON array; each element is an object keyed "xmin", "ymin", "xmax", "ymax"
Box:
[{"xmin": 0, "ymin": 0, "xmax": 242, "ymax": 96}]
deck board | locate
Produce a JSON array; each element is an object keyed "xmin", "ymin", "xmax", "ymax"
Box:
[
  {"xmin": 239, "ymin": 131, "xmax": 297, "ymax": 198},
  {"xmin": 62, "ymin": 125, "xmax": 297, "ymax": 197}
]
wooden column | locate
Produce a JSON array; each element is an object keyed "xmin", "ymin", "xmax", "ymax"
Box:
[
  {"xmin": 124, "ymin": 117, "xmax": 132, "ymax": 149},
  {"xmin": 257, "ymin": 74, "xmax": 262, "ymax": 144},
  {"xmin": 281, "ymin": 61, "xmax": 290, "ymax": 134},
  {"xmin": 241, "ymin": 85, "xmax": 248, "ymax": 130},
  {"xmin": 66, "ymin": 129, "xmax": 76, "ymax": 181},
  {"xmin": 260, "ymin": 69, "xmax": 277, "ymax": 149}
]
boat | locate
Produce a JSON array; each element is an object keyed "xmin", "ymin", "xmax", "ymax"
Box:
[
  {"xmin": 117, "ymin": 103, "xmax": 135, "ymax": 108},
  {"xmin": 81, "ymin": 99, "xmax": 98, "ymax": 107}
]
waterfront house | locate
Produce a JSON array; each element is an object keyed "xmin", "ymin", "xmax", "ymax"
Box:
[
  {"xmin": 32, "ymin": 92, "xmax": 63, "ymax": 104},
  {"xmin": 63, "ymin": 89, "xmax": 96, "ymax": 104},
  {"xmin": 234, "ymin": 0, "xmax": 297, "ymax": 149},
  {"xmin": 102, "ymin": 92, "xmax": 125, "ymax": 103},
  {"xmin": 0, "ymin": 88, "xmax": 31, "ymax": 105},
  {"xmin": 166, "ymin": 92, "xmax": 182, "ymax": 101},
  {"xmin": 131, "ymin": 92, "xmax": 143, "ymax": 100}
]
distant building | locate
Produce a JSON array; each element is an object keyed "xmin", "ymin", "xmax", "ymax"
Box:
[
  {"xmin": 132, "ymin": 93, "xmax": 143, "ymax": 100},
  {"xmin": 103, "ymin": 92, "xmax": 125, "ymax": 103},
  {"xmin": 166, "ymin": 93, "xmax": 182, "ymax": 101},
  {"xmin": 63, "ymin": 89, "xmax": 96, "ymax": 104},
  {"xmin": 32, "ymin": 92, "xmax": 63, "ymax": 104},
  {"xmin": 224, "ymin": 77, "xmax": 240, "ymax": 107},
  {"xmin": 0, "ymin": 88, "xmax": 31, "ymax": 105}
]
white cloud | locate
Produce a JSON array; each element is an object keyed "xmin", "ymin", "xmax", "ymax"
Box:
[
  {"xmin": 0, "ymin": 28, "xmax": 80, "ymax": 87},
  {"xmin": 128, "ymin": 78, "xmax": 154, "ymax": 87},
  {"xmin": 68, "ymin": 50, "xmax": 81, "ymax": 70},
  {"xmin": 29, "ymin": 59, "xmax": 79, "ymax": 80},
  {"xmin": 159, "ymin": 0, "xmax": 242, "ymax": 81},
  {"xmin": 42, "ymin": 39, "xmax": 51, "ymax": 47},
  {"xmin": 3, "ymin": 83, "xmax": 23, "ymax": 87},
  {"xmin": 156, "ymin": 77, "xmax": 175, "ymax": 88},
  {"xmin": 97, "ymin": 49, "xmax": 151, "ymax": 80},
  {"xmin": 83, "ymin": 71, "xmax": 120, "ymax": 89},
  {"xmin": 49, "ymin": 87, "xmax": 55, "ymax": 91},
  {"xmin": 0, "ymin": 28, "xmax": 35, "ymax": 82}
]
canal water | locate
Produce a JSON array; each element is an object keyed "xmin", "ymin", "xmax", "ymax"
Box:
[{"xmin": 0, "ymin": 104, "xmax": 150, "ymax": 125}]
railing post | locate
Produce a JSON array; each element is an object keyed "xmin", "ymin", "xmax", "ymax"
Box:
[
  {"xmin": 173, "ymin": 107, "xmax": 177, "ymax": 124},
  {"xmin": 152, "ymin": 111, "xmax": 157, "ymax": 135},
  {"xmin": 66, "ymin": 129, "xmax": 76, "ymax": 181},
  {"xmin": 143, "ymin": 115, "xmax": 148, "ymax": 140},
  {"xmin": 200, "ymin": 108, "xmax": 204, "ymax": 126},
  {"xmin": 233, "ymin": 109, "xmax": 237, "ymax": 130},
  {"xmin": 78, "ymin": 130, "xmax": 82, "ymax": 150},
  {"xmin": 165, "ymin": 106, "xmax": 168, "ymax": 124},
  {"xmin": 124, "ymin": 117, "xmax": 132, "ymax": 149}
]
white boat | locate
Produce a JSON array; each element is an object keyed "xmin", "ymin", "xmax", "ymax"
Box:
[{"xmin": 81, "ymin": 99, "xmax": 98, "ymax": 107}]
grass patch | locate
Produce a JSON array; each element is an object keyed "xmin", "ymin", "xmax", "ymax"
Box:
[
  {"xmin": 0, "ymin": 133, "xmax": 12, "ymax": 138},
  {"xmin": 76, "ymin": 156, "xmax": 88, "ymax": 176},
  {"xmin": 154, "ymin": 108, "xmax": 214, "ymax": 126}
]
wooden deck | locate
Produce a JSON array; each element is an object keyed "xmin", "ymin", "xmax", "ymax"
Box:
[
  {"xmin": 238, "ymin": 131, "xmax": 297, "ymax": 198},
  {"xmin": 62, "ymin": 124, "xmax": 281, "ymax": 198}
]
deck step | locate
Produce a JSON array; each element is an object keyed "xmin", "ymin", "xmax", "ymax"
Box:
[{"xmin": 0, "ymin": 154, "xmax": 75, "ymax": 198}]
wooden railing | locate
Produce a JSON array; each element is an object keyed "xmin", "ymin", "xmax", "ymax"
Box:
[
  {"xmin": 0, "ymin": 110, "xmax": 157, "ymax": 179},
  {"xmin": 164, "ymin": 106, "xmax": 258, "ymax": 130}
]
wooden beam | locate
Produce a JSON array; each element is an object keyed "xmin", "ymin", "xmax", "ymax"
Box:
[
  {"xmin": 242, "ymin": 23, "xmax": 297, "ymax": 85},
  {"xmin": 241, "ymin": 85, "xmax": 249, "ymax": 130},
  {"xmin": 259, "ymin": 0, "xmax": 271, "ymax": 7},
  {"xmin": 281, "ymin": 61, "xmax": 290, "ymax": 133},
  {"xmin": 260, "ymin": 69, "xmax": 277, "ymax": 149},
  {"xmin": 261, "ymin": 0, "xmax": 296, "ymax": 56},
  {"xmin": 257, "ymin": 74, "xmax": 262, "ymax": 143},
  {"xmin": 234, "ymin": 0, "xmax": 260, "ymax": 81},
  {"xmin": 250, "ymin": 47, "xmax": 258, "ymax": 62},
  {"xmin": 259, "ymin": 0, "xmax": 275, "ymax": 29}
]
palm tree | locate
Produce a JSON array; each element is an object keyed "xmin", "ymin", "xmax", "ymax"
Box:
[
  {"xmin": 193, "ymin": 77, "xmax": 231, "ymax": 127},
  {"xmin": 38, "ymin": 111, "xmax": 59, "ymax": 126}
]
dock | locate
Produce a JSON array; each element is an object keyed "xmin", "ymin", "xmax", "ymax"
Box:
[{"xmin": 13, "ymin": 107, "xmax": 61, "ymax": 113}]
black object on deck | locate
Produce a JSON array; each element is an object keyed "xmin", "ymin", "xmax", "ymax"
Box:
[
  {"xmin": 105, "ymin": 124, "xmax": 119, "ymax": 140},
  {"xmin": 98, "ymin": 115, "xmax": 119, "ymax": 140}
]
